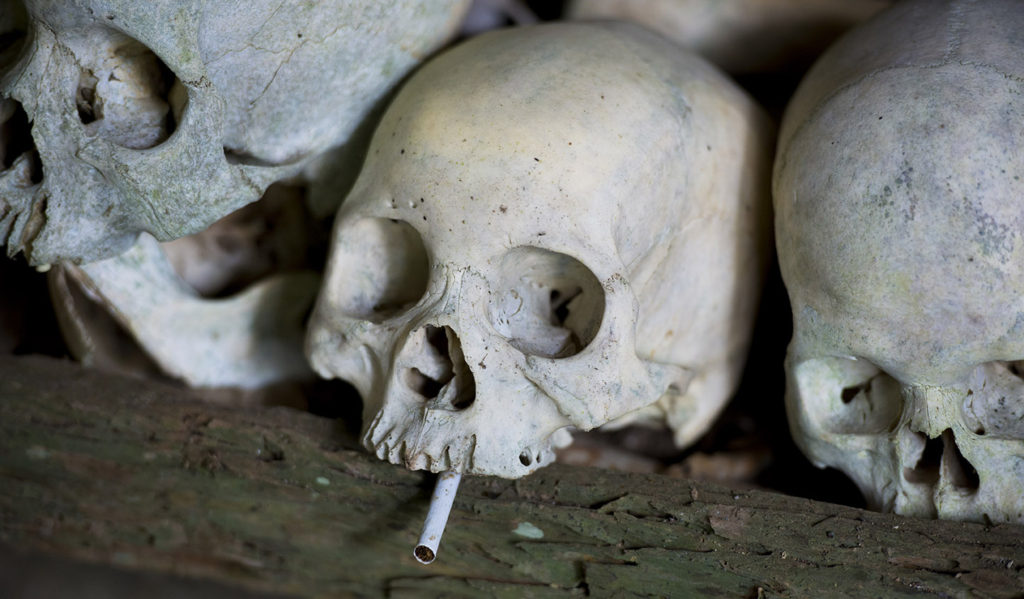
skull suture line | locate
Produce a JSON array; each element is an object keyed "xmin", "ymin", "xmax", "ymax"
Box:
[
  {"xmin": 0, "ymin": 0, "xmax": 469, "ymax": 265},
  {"xmin": 307, "ymin": 22, "xmax": 772, "ymax": 478},
  {"xmin": 775, "ymin": 0, "xmax": 1024, "ymax": 522}
]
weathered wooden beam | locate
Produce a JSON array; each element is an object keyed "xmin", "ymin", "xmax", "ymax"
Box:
[{"xmin": 1, "ymin": 355, "xmax": 1022, "ymax": 598}]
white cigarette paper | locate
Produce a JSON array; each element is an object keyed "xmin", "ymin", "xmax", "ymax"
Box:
[{"xmin": 414, "ymin": 471, "xmax": 462, "ymax": 564}]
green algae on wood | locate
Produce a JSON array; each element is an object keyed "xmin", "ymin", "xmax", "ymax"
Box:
[{"xmin": 1, "ymin": 355, "xmax": 1022, "ymax": 598}]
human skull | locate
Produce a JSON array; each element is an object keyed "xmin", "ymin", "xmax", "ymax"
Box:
[
  {"xmin": 0, "ymin": 0, "xmax": 469, "ymax": 265},
  {"xmin": 775, "ymin": 0, "xmax": 1024, "ymax": 522},
  {"xmin": 307, "ymin": 22, "xmax": 772, "ymax": 478}
]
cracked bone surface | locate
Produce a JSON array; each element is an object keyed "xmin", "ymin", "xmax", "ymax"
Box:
[
  {"xmin": 775, "ymin": 0, "xmax": 1024, "ymax": 522},
  {"xmin": 306, "ymin": 22, "xmax": 772, "ymax": 479},
  {"xmin": 0, "ymin": 0, "xmax": 469, "ymax": 265}
]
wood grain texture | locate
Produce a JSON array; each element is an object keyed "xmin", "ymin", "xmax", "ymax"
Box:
[{"xmin": 1, "ymin": 355, "xmax": 1022, "ymax": 598}]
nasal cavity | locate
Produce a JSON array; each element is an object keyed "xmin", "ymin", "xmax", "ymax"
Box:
[
  {"xmin": 941, "ymin": 429, "xmax": 980, "ymax": 492},
  {"xmin": 902, "ymin": 429, "xmax": 980, "ymax": 492},
  {"xmin": 403, "ymin": 325, "xmax": 475, "ymax": 410},
  {"xmin": 903, "ymin": 431, "xmax": 942, "ymax": 486}
]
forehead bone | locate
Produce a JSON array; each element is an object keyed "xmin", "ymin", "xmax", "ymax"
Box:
[
  {"xmin": 359, "ymin": 23, "xmax": 701, "ymax": 210},
  {"xmin": 775, "ymin": 0, "xmax": 1024, "ymax": 371}
]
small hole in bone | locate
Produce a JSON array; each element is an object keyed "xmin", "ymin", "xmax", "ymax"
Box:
[
  {"xmin": 490, "ymin": 246, "xmax": 604, "ymax": 359},
  {"xmin": 74, "ymin": 31, "xmax": 180, "ymax": 149},
  {"xmin": 903, "ymin": 431, "xmax": 942, "ymax": 486},
  {"xmin": 519, "ymin": 452, "xmax": 532, "ymax": 466},
  {"xmin": 550, "ymin": 288, "xmax": 579, "ymax": 326},
  {"xmin": 941, "ymin": 429, "xmax": 980, "ymax": 492},
  {"xmin": 405, "ymin": 367, "xmax": 446, "ymax": 399},
  {"xmin": 800, "ymin": 358, "xmax": 904, "ymax": 435},
  {"xmin": 76, "ymin": 70, "xmax": 100, "ymax": 124},
  {"xmin": 328, "ymin": 218, "xmax": 429, "ymax": 322},
  {"xmin": 840, "ymin": 379, "xmax": 871, "ymax": 404}
]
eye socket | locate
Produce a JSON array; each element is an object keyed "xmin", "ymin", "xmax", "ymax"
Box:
[
  {"xmin": 793, "ymin": 357, "xmax": 902, "ymax": 435},
  {"xmin": 326, "ymin": 217, "xmax": 429, "ymax": 322},
  {"xmin": 75, "ymin": 31, "xmax": 180, "ymax": 150},
  {"xmin": 489, "ymin": 246, "xmax": 605, "ymax": 359}
]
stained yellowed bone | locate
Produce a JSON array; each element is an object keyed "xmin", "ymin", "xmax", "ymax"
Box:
[{"xmin": 414, "ymin": 471, "xmax": 462, "ymax": 564}]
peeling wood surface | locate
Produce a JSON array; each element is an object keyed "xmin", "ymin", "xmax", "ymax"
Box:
[{"xmin": 1, "ymin": 355, "xmax": 1022, "ymax": 598}]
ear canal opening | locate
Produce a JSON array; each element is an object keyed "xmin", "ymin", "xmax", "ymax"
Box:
[
  {"xmin": 327, "ymin": 217, "xmax": 429, "ymax": 323},
  {"xmin": 489, "ymin": 246, "xmax": 605, "ymax": 359},
  {"xmin": 75, "ymin": 30, "xmax": 181, "ymax": 149}
]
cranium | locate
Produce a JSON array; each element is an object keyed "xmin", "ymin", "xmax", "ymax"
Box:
[
  {"xmin": 775, "ymin": 0, "xmax": 1024, "ymax": 522},
  {"xmin": 0, "ymin": 0, "xmax": 469, "ymax": 265},
  {"xmin": 307, "ymin": 22, "xmax": 772, "ymax": 478}
]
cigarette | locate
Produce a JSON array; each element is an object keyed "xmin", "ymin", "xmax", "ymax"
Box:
[{"xmin": 413, "ymin": 471, "xmax": 462, "ymax": 564}]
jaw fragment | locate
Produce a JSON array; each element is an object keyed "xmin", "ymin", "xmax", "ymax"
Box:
[{"xmin": 52, "ymin": 233, "xmax": 318, "ymax": 388}]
